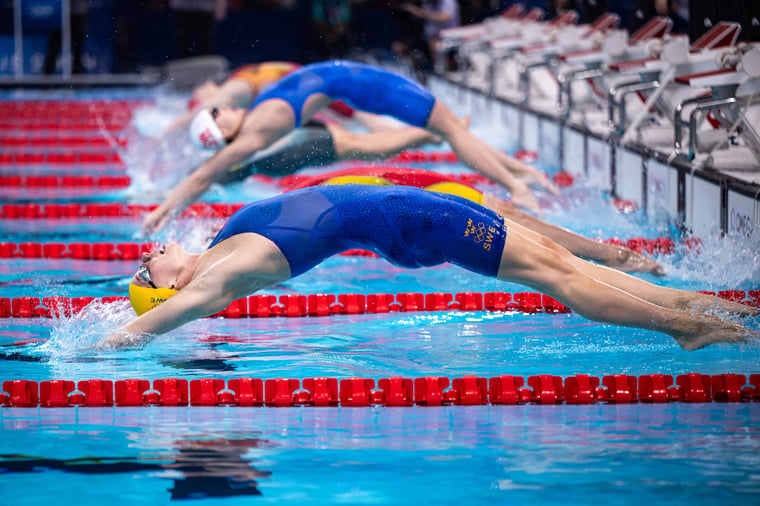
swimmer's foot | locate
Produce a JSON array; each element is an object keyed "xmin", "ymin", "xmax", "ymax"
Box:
[
  {"xmin": 676, "ymin": 293, "xmax": 760, "ymax": 317},
  {"xmin": 673, "ymin": 315, "xmax": 759, "ymax": 350},
  {"xmin": 605, "ymin": 247, "xmax": 665, "ymax": 277}
]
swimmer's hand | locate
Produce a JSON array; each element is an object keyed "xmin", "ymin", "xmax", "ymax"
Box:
[
  {"xmin": 506, "ymin": 157, "xmax": 561, "ymax": 196},
  {"xmin": 97, "ymin": 330, "xmax": 153, "ymax": 350},
  {"xmin": 142, "ymin": 206, "xmax": 173, "ymax": 235},
  {"xmin": 509, "ymin": 186, "xmax": 541, "ymax": 214},
  {"xmin": 529, "ymin": 172, "xmax": 561, "ymax": 196}
]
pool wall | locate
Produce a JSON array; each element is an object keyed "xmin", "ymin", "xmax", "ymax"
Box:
[{"xmin": 427, "ymin": 76, "xmax": 760, "ymax": 239}]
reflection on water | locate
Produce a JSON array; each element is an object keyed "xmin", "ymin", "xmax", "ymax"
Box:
[
  {"xmin": 0, "ymin": 437, "xmax": 271, "ymax": 500},
  {"xmin": 0, "ymin": 405, "xmax": 758, "ymax": 505}
]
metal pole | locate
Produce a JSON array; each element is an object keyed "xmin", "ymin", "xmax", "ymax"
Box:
[
  {"xmin": 13, "ymin": 0, "xmax": 23, "ymax": 78},
  {"xmin": 61, "ymin": 0, "xmax": 72, "ymax": 77}
]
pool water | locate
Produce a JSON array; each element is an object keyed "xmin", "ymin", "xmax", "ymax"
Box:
[
  {"xmin": 2, "ymin": 404, "xmax": 759, "ymax": 506},
  {"xmin": 1, "ymin": 87, "xmax": 759, "ymax": 505}
]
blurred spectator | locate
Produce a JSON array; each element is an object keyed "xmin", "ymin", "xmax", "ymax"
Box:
[
  {"xmin": 736, "ymin": 0, "xmax": 760, "ymax": 42},
  {"xmin": 402, "ymin": 0, "xmax": 459, "ymax": 56},
  {"xmin": 390, "ymin": 0, "xmax": 430, "ymax": 79},
  {"xmin": 630, "ymin": 0, "xmax": 667, "ymax": 33},
  {"xmin": 171, "ymin": 0, "xmax": 228, "ymax": 59},
  {"xmin": 458, "ymin": 0, "xmax": 491, "ymax": 25},
  {"xmin": 44, "ymin": 0, "xmax": 89, "ymax": 74},
  {"xmin": 686, "ymin": 0, "xmax": 760, "ymax": 42},
  {"xmin": 308, "ymin": 0, "xmax": 353, "ymax": 61},
  {"xmin": 630, "ymin": 0, "xmax": 691, "ymax": 37},
  {"xmin": 394, "ymin": 0, "xmax": 460, "ymax": 77}
]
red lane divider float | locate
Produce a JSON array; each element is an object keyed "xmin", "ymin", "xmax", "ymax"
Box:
[
  {"xmin": 0, "ymin": 201, "xmax": 238, "ymax": 220},
  {"xmin": 0, "ymin": 175, "xmax": 131, "ymax": 189},
  {"xmin": 0, "ymin": 173, "xmax": 638, "ymax": 220},
  {"xmin": 0, "ymin": 292, "xmax": 572, "ymax": 318},
  {"xmin": 0, "ymin": 136, "xmax": 127, "ymax": 149},
  {"xmin": 0, "ymin": 152, "xmax": 124, "ymax": 166},
  {"xmin": 0, "ymin": 99, "xmax": 149, "ymax": 116},
  {"xmin": 0, "ymin": 99, "xmax": 151, "ymax": 132},
  {"xmin": 1, "ymin": 373, "xmax": 759, "ymax": 407},
  {"xmin": 2, "ymin": 289, "xmax": 758, "ymax": 320},
  {"xmin": 0, "ymin": 235, "xmax": 678, "ymax": 260},
  {"xmin": 0, "ymin": 121, "xmax": 127, "ymax": 132}
]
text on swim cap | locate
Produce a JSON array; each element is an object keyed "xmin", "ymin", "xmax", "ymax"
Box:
[{"xmin": 199, "ymin": 128, "xmax": 220, "ymax": 149}]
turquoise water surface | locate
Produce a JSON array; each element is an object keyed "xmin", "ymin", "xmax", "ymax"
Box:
[{"xmin": 0, "ymin": 88, "xmax": 759, "ymax": 505}]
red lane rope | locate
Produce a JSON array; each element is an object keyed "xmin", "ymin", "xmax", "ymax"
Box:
[
  {"xmin": 0, "ymin": 99, "xmax": 149, "ymax": 113},
  {"xmin": 2, "ymin": 373, "xmax": 758, "ymax": 407},
  {"xmin": 0, "ymin": 122, "xmax": 127, "ymax": 131},
  {"xmin": 0, "ymin": 175, "xmax": 131, "ymax": 189},
  {"xmin": 0, "ymin": 136, "xmax": 127, "ymax": 148},
  {"xmin": 0, "ymin": 99, "xmax": 149, "ymax": 133},
  {"xmin": 0, "ymin": 152, "xmax": 124, "ymax": 165},
  {"xmin": 2, "ymin": 289, "xmax": 757, "ymax": 319},
  {"xmin": 0, "ymin": 235, "xmax": 679, "ymax": 260}
]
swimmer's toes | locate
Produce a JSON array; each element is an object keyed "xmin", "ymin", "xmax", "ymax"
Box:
[{"xmin": 676, "ymin": 322, "xmax": 753, "ymax": 350}]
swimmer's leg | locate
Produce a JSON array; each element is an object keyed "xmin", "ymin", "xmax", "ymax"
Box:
[
  {"xmin": 330, "ymin": 124, "xmax": 440, "ymax": 160},
  {"xmin": 498, "ymin": 213, "xmax": 756, "ymax": 316},
  {"xmin": 495, "ymin": 226, "xmax": 758, "ymax": 349},
  {"xmin": 424, "ymin": 101, "xmax": 539, "ymax": 211},
  {"xmin": 482, "ymin": 195, "xmax": 665, "ymax": 276}
]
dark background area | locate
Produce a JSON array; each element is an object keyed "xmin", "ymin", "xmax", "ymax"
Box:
[{"xmin": 0, "ymin": 0, "xmax": 757, "ymax": 75}]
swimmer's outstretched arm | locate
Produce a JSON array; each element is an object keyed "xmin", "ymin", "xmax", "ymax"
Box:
[
  {"xmin": 102, "ymin": 250, "xmax": 283, "ymax": 349},
  {"xmin": 142, "ymin": 137, "xmax": 263, "ymax": 234},
  {"xmin": 101, "ymin": 276, "xmax": 226, "ymax": 349}
]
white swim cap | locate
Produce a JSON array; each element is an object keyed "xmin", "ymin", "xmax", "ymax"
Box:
[{"xmin": 190, "ymin": 109, "xmax": 226, "ymax": 150}]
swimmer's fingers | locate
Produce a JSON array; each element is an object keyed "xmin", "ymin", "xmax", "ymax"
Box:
[
  {"xmin": 142, "ymin": 208, "xmax": 170, "ymax": 235},
  {"xmin": 537, "ymin": 173, "xmax": 561, "ymax": 196},
  {"xmin": 509, "ymin": 188, "xmax": 541, "ymax": 215}
]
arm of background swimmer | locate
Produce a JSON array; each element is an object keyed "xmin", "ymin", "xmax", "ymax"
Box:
[{"xmin": 142, "ymin": 139, "xmax": 261, "ymax": 233}]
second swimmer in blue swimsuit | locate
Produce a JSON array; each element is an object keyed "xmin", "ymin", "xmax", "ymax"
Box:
[
  {"xmin": 142, "ymin": 61, "xmax": 560, "ymax": 233},
  {"xmin": 106, "ymin": 185, "xmax": 757, "ymax": 351}
]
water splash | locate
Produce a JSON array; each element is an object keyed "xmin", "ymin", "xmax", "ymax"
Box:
[
  {"xmin": 34, "ymin": 298, "xmax": 135, "ymax": 358},
  {"xmin": 124, "ymin": 94, "xmax": 214, "ymax": 195},
  {"xmin": 131, "ymin": 92, "xmax": 187, "ymax": 137},
  {"xmin": 664, "ymin": 231, "xmax": 760, "ymax": 289}
]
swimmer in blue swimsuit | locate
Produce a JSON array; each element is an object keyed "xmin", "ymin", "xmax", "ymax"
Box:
[
  {"xmin": 143, "ymin": 61, "xmax": 560, "ymax": 234},
  {"xmin": 106, "ymin": 185, "xmax": 758, "ymax": 351}
]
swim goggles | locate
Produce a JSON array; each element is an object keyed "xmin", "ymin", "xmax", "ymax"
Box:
[{"xmin": 137, "ymin": 264, "xmax": 157, "ymax": 289}]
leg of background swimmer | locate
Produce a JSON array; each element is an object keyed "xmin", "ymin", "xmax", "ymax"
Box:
[
  {"xmin": 494, "ymin": 226, "xmax": 754, "ymax": 350},
  {"xmin": 498, "ymin": 216, "xmax": 756, "ymax": 317},
  {"xmin": 481, "ymin": 194, "xmax": 664, "ymax": 276},
  {"xmin": 330, "ymin": 124, "xmax": 440, "ymax": 159},
  {"xmin": 423, "ymin": 101, "xmax": 540, "ymax": 210}
]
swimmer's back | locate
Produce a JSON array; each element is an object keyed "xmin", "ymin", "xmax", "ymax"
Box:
[
  {"xmin": 253, "ymin": 61, "xmax": 435, "ymax": 127},
  {"xmin": 208, "ymin": 185, "xmax": 506, "ymax": 278}
]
